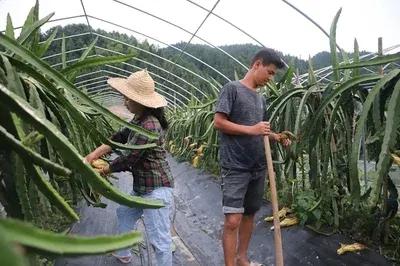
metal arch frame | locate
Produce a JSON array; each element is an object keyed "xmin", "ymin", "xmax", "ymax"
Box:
[
  {"xmin": 43, "ymin": 29, "xmax": 223, "ymax": 96},
  {"xmin": 75, "ymin": 75, "xmax": 108, "ymax": 86},
  {"xmin": 111, "ymin": 0, "xmax": 249, "ymax": 71},
  {"xmin": 296, "ymin": 45, "xmax": 400, "ymax": 85},
  {"xmin": 165, "ymin": 0, "xmax": 221, "ymax": 79},
  {"xmin": 41, "ymin": 32, "xmax": 92, "ymax": 43},
  {"xmin": 98, "ymin": 51, "xmax": 204, "ymax": 101},
  {"xmin": 40, "ymin": 3, "xmax": 198, "ymax": 108},
  {"xmin": 77, "ymin": 78, "xmax": 107, "ymax": 89},
  {"xmin": 34, "ymin": 2, "xmax": 247, "ymax": 97},
  {"xmin": 44, "ymin": 36, "xmax": 400, "ymax": 92},
  {"xmin": 50, "ymin": 54, "xmax": 97, "ymax": 68},
  {"xmin": 87, "ymin": 86, "xmax": 176, "ymax": 107},
  {"xmin": 85, "ymin": 71, "xmax": 188, "ymax": 108},
  {"xmin": 86, "ymin": 15, "xmax": 232, "ymax": 83},
  {"xmin": 46, "ymin": 31, "xmax": 219, "ymax": 98},
  {"xmin": 37, "ymin": 5, "xmax": 399, "ymax": 89},
  {"xmin": 0, "ymin": 15, "xmax": 87, "ymax": 33},
  {"xmin": 185, "ymin": 0, "xmax": 266, "ymax": 49},
  {"xmin": 45, "ymin": 41, "xmax": 210, "ymax": 103},
  {"xmin": 75, "ymin": 70, "xmax": 105, "ymax": 80},
  {"xmin": 62, "ymin": 51, "xmax": 200, "ymax": 104},
  {"xmin": 101, "ymin": 66, "xmax": 194, "ymax": 103},
  {"xmin": 92, "ymin": 33, "xmax": 220, "ymax": 91},
  {"xmin": 41, "ymin": 47, "xmax": 88, "ymax": 60},
  {"xmin": 8, "ymin": 2, "xmax": 398, "ymax": 91},
  {"xmin": 94, "ymin": 45, "xmax": 210, "ymax": 99},
  {"xmin": 86, "ymin": 83, "xmax": 185, "ymax": 110},
  {"xmin": 89, "ymin": 90, "xmax": 179, "ymax": 110},
  {"xmin": 81, "ymin": 69, "xmax": 191, "ymax": 105},
  {"xmin": 87, "ymin": 85, "xmax": 180, "ymax": 109},
  {"xmin": 89, "ymin": 75, "xmax": 189, "ymax": 108},
  {"xmin": 103, "ymin": 63, "xmax": 201, "ymax": 102}
]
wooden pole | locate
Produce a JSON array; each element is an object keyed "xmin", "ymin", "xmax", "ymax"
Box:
[{"xmin": 264, "ymin": 135, "xmax": 284, "ymax": 266}]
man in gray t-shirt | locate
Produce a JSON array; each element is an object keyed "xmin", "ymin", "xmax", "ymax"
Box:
[
  {"xmin": 214, "ymin": 48, "xmax": 290, "ymax": 266},
  {"xmin": 215, "ymin": 80, "xmax": 269, "ymax": 171}
]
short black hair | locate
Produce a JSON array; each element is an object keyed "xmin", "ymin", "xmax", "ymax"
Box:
[{"xmin": 250, "ymin": 48, "xmax": 285, "ymax": 69}]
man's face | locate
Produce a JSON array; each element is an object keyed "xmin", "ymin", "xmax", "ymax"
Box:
[{"xmin": 254, "ymin": 62, "xmax": 277, "ymax": 87}]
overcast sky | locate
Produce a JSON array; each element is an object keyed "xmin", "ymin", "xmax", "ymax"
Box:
[{"xmin": 1, "ymin": 0, "xmax": 399, "ymax": 59}]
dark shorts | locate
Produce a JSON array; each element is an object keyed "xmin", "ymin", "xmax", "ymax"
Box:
[{"xmin": 220, "ymin": 168, "xmax": 266, "ymax": 215}]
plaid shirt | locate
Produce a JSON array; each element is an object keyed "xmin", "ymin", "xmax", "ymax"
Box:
[{"xmin": 109, "ymin": 115, "xmax": 174, "ymax": 195}]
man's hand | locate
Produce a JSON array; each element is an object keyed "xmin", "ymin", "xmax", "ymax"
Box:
[
  {"xmin": 273, "ymin": 131, "xmax": 295, "ymax": 147},
  {"xmin": 251, "ymin": 121, "xmax": 271, "ymax": 136}
]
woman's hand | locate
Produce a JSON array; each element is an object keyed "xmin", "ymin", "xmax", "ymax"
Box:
[
  {"xmin": 84, "ymin": 144, "xmax": 112, "ymax": 164},
  {"xmin": 95, "ymin": 165, "xmax": 110, "ymax": 176},
  {"xmin": 84, "ymin": 154, "xmax": 96, "ymax": 164}
]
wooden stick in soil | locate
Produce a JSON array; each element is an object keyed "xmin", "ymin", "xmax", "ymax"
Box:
[{"xmin": 264, "ymin": 135, "xmax": 284, "ymax": 266}]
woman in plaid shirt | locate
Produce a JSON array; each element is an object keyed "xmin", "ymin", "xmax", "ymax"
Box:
[{"xmin": 85, "ymin": 69, "xmax": 174, "ymax": 265}]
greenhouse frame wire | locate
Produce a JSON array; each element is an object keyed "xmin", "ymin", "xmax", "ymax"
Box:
[
  {"xmin": 49, "ymin": 53, "xmax": 197, "ymax": 104},
  {"xmin": 100, "ymin": 65, "xmax": 196, "ymax": 102}
]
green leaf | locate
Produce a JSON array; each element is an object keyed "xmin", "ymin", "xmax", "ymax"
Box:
[
  {"xmin": 0, "ymin": 83, "xmax": 164, "ymax": 209},
  {"xmin": 20, "ymin": 5, "xmax": 36, "ymax": 36},
  {"xmin": 349, "ymin": 69, "xmax": 400, "ymax": 202},
  {"xmin": 309, "ymin": 75, "xmax": 381, "ymax": 143},
  {"xmin": 293, "ymin": 85, "xmax": 318, "ymax": 155},
  {"xmin": 17, "ymin": 13, "xmax": 54, "ymax": 47},
  {"xmin": 338, "ymin": 53, "xmax": 400, "ymax": 69},
  {"xmin": 373, "ymin": 79, "xmax": 400, "ymax": 204},
  {"xmin": 4, "ymin": 94, "xmax": 78, "ymax": 221},
  {"xmin": 7, "ymin": 56, "xmax": 156, "ymax": 150},
  {"xmin": 1, "ymin": 55, "xmax": 26, "ymax": 97},
  {"xmin": 65, "ymin": 37, "xmax": 98, "ymax": 81},
  {"xmin": 0, "ymin": 34, "xmax": 158, "ymax": 140},
  {"xmin": 189, "ymin": 99, "xmax": 216, "ymax": 109},
  {"xmin": 0, "ymin": 218, "xmax": 142, "ymax": 255},
  {"xmin": 0, "ymin": 226, "xmax": 26, "ymax": 266},
  {"xmin": 5, "ymin": 14, "xmax": 15, "ymax": 40},
  {"xmin": 268, "ymin": 88, "xmax": 307, "ymax": 121},
  {"xmin": 13, "ymin": 151, "xmax": 33, "ymax": 221},
  {"xmin": 21, "ymin": 131, "xmax": 43, "ymax": 146},
  {"xmin": 0, "ymin": 125, "xmax": 71, "ymax": 176},
  {"xmin": 35, "ymin": 28, "xmax": 58, "ymax": 58},
  {"xmin": 307, "ymin": 58, "xmax": 317, "ymax": 85},
  {"xmin": 24, "ymin": 164, "xmax": 79, "ymax": 221},
  {"xmin": 340, "ymin": 50, "xmax": 351, "ymax": 81},
  {"xmin": 61, "ymin": 34, "xmax": 67, "ymax": 69},
  {"xmin": 352, "ymin": 38, "xmax": 360, "ymax": 77},
  {"xmin": 329, "ymin": 8, "xmax": 342, "ymax": 81},
  {"xmin": 79, "ymin": 37, "xmax": 98, "ymax": 62}
]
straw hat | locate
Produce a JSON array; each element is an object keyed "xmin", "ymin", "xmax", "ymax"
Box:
[{"xmin": 107, "ymin": 69, "xmax": 167, "ymax": 108}]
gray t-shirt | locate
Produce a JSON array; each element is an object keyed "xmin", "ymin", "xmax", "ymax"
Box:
[{"xmin": 215, "ymin": 81, "xmax": 269, "ymax": 171}]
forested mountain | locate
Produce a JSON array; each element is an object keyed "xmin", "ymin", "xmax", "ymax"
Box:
[{"xmin": 42, "ymin": 24, "xmax": 371, "ymax": 99}]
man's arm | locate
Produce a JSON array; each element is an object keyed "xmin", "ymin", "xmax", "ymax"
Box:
[
  {"xmin": 214, "ymin": 113, "xmax": 291, "ymax": 146},
  {"xmin": 214, "ymin": 112, "xmax": 270, "ymax": 136}
]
